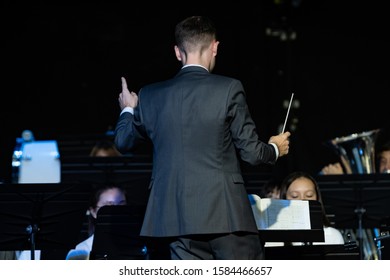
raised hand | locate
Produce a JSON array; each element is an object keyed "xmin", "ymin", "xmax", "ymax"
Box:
[{"xmin": 118, "ymin": 77, "xmax": 138, "ymax": 110}]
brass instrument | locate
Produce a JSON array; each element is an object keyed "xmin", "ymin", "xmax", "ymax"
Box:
[{"xmin": 327, "ymin": 129, "xmax": 381, "ymax": 174}]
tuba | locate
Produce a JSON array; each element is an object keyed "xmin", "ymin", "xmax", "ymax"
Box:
[{"xmin": 327, "ymin": 129, "xmax": 381, "ymax": 174}]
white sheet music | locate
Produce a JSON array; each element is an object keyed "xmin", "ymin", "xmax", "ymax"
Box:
[{"xmin": 249, "ymin": 195, "xmax": 311, "ymax": 230}]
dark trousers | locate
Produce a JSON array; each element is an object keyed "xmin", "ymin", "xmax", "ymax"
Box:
[{"xmin": 170, "ymin": 232, "xmax": 264, "ymax": 260}]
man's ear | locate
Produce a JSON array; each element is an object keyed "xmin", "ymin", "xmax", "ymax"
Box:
[
  {"xmin": 212, "ymin": 41, "xmax": 219, "ymax": 57},
  {"xmin": 174, "ymin": 45, "xmax": 182, "ymax": 61}
]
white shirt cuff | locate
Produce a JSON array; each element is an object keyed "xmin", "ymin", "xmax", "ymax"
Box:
[
  {"xmin": 269, "ymin": 143, "xmax": 279, "ymax": 160},
  {"xmin": 121, "ymin": 107, "xmax": 134, "ymax": 115}
]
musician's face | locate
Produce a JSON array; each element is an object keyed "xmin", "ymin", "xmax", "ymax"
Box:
[
  {"xmin": 286, "ymin": 177, "xmax": 318, "ymax": 201},
  {"xmin": 378, "ymin": 150, "xmax": 390, "ymax": 173},
  {"xmin": 90, "ymin": 188, "xmax": 127, "ymax": 218},
  {"xmin": 266, "ymin": 187, "xmax": 280, "ymax": 199}
]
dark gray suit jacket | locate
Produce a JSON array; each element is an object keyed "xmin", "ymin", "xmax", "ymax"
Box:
[{"xmin": 115, "ymin": 66, "xmax": 277, "ymax": 237}]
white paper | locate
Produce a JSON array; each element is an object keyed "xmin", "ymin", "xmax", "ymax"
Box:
[{"xmin": 249, "ymin": 194, "xmax": 311, "ymax": 230}]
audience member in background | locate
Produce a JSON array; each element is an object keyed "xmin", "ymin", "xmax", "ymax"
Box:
[
  {"xmin": 279, "ymin": 171, "xmax": 345, "ymax": 245},
  {"xmin": 259, "ymin": 178, "xmax": 281, "ymax": 199},
  {"xmin": 376, "ymin": 141, "xmax": 390, "ymax": 173},
  {"xmin": 66, "ymin": 185, "xmax": 127, "ymax": 260},
  {"xmin": 89, "ymin": 140, "xmax": 122, "ymax": 157}
]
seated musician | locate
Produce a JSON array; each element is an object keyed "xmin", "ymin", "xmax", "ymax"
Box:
[
  {"xmin": 66, "ymin": 185, "xmax": 127, "ymax": 260},
  {"xmin": 321, "ymin": 139, "xmax": 390, "ymax": 175},
  {"xmin": 266, "ymin": 171, "xmax": 344, "ymax": 247}
]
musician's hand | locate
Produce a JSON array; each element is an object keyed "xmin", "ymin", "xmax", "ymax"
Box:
[
  {"xmin": 118, "ymin": 77, "xmax": 138, "ymax": 110},
  {"xmin": 321, "ymin": 162, "xmax": 344, "ymax": 175}
]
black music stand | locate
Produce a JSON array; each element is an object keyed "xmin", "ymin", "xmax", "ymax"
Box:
[
  {"xmin": 264, "ymin": 244, "xmax": 360, "ymax": 260},
  {"xmin": 316, "ymin": 173, "xmax": 390, "ymax": 259},
  {"xmin": 0, "ymin": 183, "xmax": 92, "ymax": 260},
  {"xmin": 90, "ymin": 205, "xmax": 149, "ymax": 260}
]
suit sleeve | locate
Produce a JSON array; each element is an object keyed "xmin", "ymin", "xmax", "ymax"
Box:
[
  {"xmin": 227, "ymin": 80, "xmax": 277, "ymax": 165},
  {"xmin": 114, "ymin": 112, "xmax": 136, "ymax": 153},
  {"xmin": 114, "ymin": 107, "xmax": 148, "ymax": 154}
]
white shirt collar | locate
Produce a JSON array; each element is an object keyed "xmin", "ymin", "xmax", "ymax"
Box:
[{"xmin": 182, "ymin": 64, "xmax": 209, "ymax": 72}]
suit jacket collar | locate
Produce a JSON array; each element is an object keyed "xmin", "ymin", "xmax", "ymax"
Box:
[{"xmin": 176, "ymin": 65, "xmax": 209, "ymax": 78}]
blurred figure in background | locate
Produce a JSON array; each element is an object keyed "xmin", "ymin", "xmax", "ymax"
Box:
[
  {"xmin": 376, "ymin": 141, "xmax": 390, "ymax": 173},
  {"xmin": 89, "ymin": 140, "xmax": 122, "ymax": 157},
  {"xmin": 259, "ymin": 177, "xmax": 281, "ymax": 199}
]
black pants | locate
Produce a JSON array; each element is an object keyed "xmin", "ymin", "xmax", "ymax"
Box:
[{"xmin": 170, "ymin": 232, "xmax": 264, "ymax": 260}]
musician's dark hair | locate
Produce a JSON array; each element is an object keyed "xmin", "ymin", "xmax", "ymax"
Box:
[{"xmin": 280, "ymin": 171, "xmax": 331, "ymax": 227}]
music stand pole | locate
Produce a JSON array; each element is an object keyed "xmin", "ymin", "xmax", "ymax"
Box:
[
  {"xmin": 354, "ymin": 207, "xmax": 366, "ymax": 260},
  {"xmin": 376, "ymin": 240, "xmax": 383, "ymax": 260},
  {"xmin": 0, "ymin": 183, "xmax": 92, "ymax": 260},
  {"xmin": 26, "ymin": 224, "xmax": 39, "ymax": 260}
]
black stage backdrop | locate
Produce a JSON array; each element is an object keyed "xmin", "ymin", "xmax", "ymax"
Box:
[{"xmin": 2, "ymin": 2, "xmax": 390, "ymax": 182}]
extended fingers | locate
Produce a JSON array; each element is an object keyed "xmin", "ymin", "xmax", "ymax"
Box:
[{"xmin": 121, "ymin": 77, "xmax": 128, "ymax": 91}]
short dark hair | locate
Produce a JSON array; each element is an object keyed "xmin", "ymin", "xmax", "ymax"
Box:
[{"xmin": 175, "ymin": 16, "xmax": 217, "ymax": 54}]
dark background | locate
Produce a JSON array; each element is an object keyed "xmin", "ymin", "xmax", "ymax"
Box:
[{"xmin": 2, "ymin": 1, "xmax": 390, "ymax": 182}]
